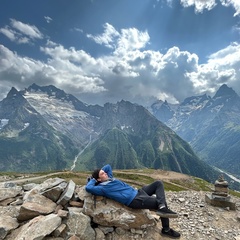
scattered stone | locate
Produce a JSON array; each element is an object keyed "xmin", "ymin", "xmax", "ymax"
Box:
[
  {"xmin": 67, "ymin": 207, "xmax": 96, "ymax": 240},
  {"xmin": 57, "ymin": 209, "xmax": 68, "ymax": 218},
  {"xmin": 0, "ymin": 197, "xmax": 15, "ymax": 206},
  {"xmin": 0, "ymin": 177, "xmax": 239, "ymax": 240},
  {"xmin": 237, "ymin": 213, "xmax": 240, "ymax": 222},
  {"xmin": 98, "ymin": 226, "xmax": 114, "ymax": 234},
  {"xmin": 69, "ymin": 200, "xmax": 84, "ymax": 207},
  {"xmin": 0, "ymin": 216, "xmax": 19, "ymax": 239},
  {"xmin": 15, "ymin": 214, "xmax": 61, "ymax": 240},
  {"xmin": 168, "ymin": 190, "xmax": 240, "ymax": 240},
  {"xmin": 22, "ymin": 183, "xmax": 38, "ymax": 191},
  {"xmin": 178, "ymin": 198, "xmax": 185, "ymax": 202},
  {"xmin": 17, "ymin": 193, "xmax": 57, "ymax": 221},
  {"xmin": 0, "ymin": 185, "xmax": 22, "ymax": 202},
  {"xmin": 42, "ymin": 181, "xmax": 67, "ymax": 202},
  {"xmin": 95, "ymin": 228, "xmax": 105, "ymax": 240},
  {"xmin": 53, "ymin": 223, "xmax": 67, "ymax": 237},
  {"xmin": 57, "ymin": 180, "xmax": 75, "ymax": 206},
  {"xmin": 10, "ymin": 198, "xmax": 23, "ymax": 206},
  {"xmin": 68, "ymin": 235, "xmax": 80, "ymax": 240}
]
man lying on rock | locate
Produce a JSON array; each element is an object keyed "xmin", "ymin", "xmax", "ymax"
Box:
[{"xmin": 86, "ymin": 164, "xmax": 180, "ymax": 239}]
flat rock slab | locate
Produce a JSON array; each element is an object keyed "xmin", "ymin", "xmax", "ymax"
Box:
[{"xmin": 57, "ymin": 180, "xmax": 75, "ymax": 206}]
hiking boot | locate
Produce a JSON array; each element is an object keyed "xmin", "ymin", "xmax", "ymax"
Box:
[
  {"xmin": 156, "ymin": 207, "xmax": 178, "ymax": 218},
  {"xmin": 161, "ymin": 228, "xmax": 181, "ymax": 238}
]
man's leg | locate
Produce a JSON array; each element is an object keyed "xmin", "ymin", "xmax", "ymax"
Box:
[
  {"xmin": 128, "ymin": 189, "xmax": 170, "ymax": 230},
  {"xmin": 142, "ymin": 181, "xmax": 180, "ymax": 238},
  {"xmin": 160, "ymin": 217, "xmax": 170, "ymax": 230},
  {"xmin": 128, "ymin": 189, "xmax": 159, "ymax": 209},
  {"xmin": 142, "ymin": 181, "xmax": 178, "ymax": 219},
  {"xmin": 128, "ymin": 187, "xmax": 180, "ymax": 238},
  {"xmin": 142, "ymin": 180, "xmax": 166, "ymax": 207}
]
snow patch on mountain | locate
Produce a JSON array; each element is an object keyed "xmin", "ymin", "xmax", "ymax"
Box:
[
  {"xmin": 22, "ymin": 123, "xmax": 30, "ymax": 130},
  {"xmin": 0, "ymin": 119, "xmax": 9, "ymax": 129},
  {"xmin": 24, "ymin": 92, "xmax": 88, "ymax": 123},
  {"xmin": 23, "ymin": 91, "xmax": 97, "ymax": 146},
  {"xmin": 120, "ymin": 124, "xmax": 134, "ymax": 132}
]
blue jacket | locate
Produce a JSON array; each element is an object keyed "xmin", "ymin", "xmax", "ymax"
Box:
[{"xmin": 85, "ymin": 164, "xmax": 138, "ymax": 206}]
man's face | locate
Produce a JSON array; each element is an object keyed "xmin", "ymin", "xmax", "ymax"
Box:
[{"xmin": 98, "ymin": 169, "xmax": 108, "ymax": 182}]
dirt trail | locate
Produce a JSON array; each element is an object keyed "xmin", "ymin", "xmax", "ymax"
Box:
[{"xmin": 0, "ymin": 172, "xmax": 67, "ymax": 184}]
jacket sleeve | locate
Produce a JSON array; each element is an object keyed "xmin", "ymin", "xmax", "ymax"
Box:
[
  {"xmin": 102, "ymin": 164, "xmax": 113, "ymax": 178},
  {"xmin": 85, "ymin": 178, "xmax": 105, "ymax": 196}
]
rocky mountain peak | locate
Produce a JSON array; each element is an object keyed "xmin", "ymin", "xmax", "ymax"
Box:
[
  {"xmin": 213, "ymin": 84, "xmax": 238, "ymax": 99},
  {"xmin": 7, "ymin": 87, "xmax": 24, "ymax": 100},
  {"xmin": 151, "ymin": 84, "xmax": 240, "ymax": 184},
  {"xmin": 1, "ymin": 87, "xmax": 28, "ymax": 116},
  {"xmin": 150, "ymin": 99, "xmax": 164, "ymax": 111},
  {"xmin": 26, "ymin": 83, "xmax": 66, "ymax": 98},
  {"xmin": 27, "ymin": 83, "xmax": 40, "ymax": 91},
  {"xmin": 181, "ymin": 94, "xmax": 210, "ymax": 107},
  {"xmin": 7, "ymin": 86, "xmax": 18, "ymax": 95}
]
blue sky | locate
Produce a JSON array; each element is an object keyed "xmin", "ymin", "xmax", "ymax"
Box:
[{"xmin": 0, "ymin": 0, "xmax": 240, "ymax": 106}]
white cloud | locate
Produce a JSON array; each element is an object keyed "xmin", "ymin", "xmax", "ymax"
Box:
[
  {"xmin": 87, "ymin": 23, "xmax": 119, "ymax": 49},
  {"xmin": 0, "ymin": 19, "xmax": 43, "ymax": 44},
  {"xmin": 114, "ymin": 27, "xmax": 150, "ymax": 56},
  {"xmin": 0, "ymin": 44, "xmax": 49, "ymax": 90},
  {"xmin": 87, "ymin": 23, "xmax": 150, "ymax": 55},
  {"xmin": 180, "ymin": 0, "xmax": 217, "ymax": 13},
  {"xmin": 0, "ymin": 23, "xmax": 240, "ymax": 106},
  {"xmin": 10, "ymin": 19, "xmax": 43, "ymax": 39},
  {"xmin": 44, "ymin": 16, "xmax": 52, "ymax": 23},
  {"xmin": 0, "ymin": 27, "xmax": 16, "ymax": 41},
  {"xmin": 187, "ymin": 42, "xmax": 240, "ymax": 95},
  {"xmin": 0, "ymin": 26, "xmax": 31, "ymax": 44},
  {"xmin": 169, "ymin": 0, "xmax": 240, "ymax": 16},
  {"xmin": 74, "ymin": 27, "xmax": 83, "ymax": 33},
  {"xmin": 220, "ymin": 0, "xmax": 240, "ymax": 16},
  {"xmin": 40, "ymin": 42, "xmax": 107, "ymax": 94}
]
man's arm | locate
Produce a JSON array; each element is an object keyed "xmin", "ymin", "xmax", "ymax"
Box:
[
  {"xmin": 85, "ymin": 178, "xmax": 105, "ymax": 196},
  {"xmin": 102, "ymin": 164, "xmax": 113, "ymax": 178}
]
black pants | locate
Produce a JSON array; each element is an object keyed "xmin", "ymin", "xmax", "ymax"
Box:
[{"xmin": 128, "ymin": 180, "xmax": 169, "ymax": 229}]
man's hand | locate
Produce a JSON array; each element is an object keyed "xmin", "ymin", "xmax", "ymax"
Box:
[{"xmin": 87, "ymin": 176, "xmax": 93, "ymax": 183}]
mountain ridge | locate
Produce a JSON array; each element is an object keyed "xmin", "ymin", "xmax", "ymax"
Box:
[
  {"xmin": 0, "ymin": 84, "xmax": 221, "ymax": 186},
  {"xmin": 150, "ymin": 84, "xmax": 240, "ymax": 179}
]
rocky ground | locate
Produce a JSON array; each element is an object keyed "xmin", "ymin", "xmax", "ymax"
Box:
[
  {"xmin": 0, "ymin": 172, "xmax": 240, "ymax": 240},
  {"xmin": 158, "ymin": 191, "xmax": 240, "ymax": 240}
]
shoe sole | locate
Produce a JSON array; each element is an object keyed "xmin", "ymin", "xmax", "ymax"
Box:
[
  {"xmin": 161, "ymin": 233, "xmax": 180, "ymax": 239},
  {"xmin": 156, "ymin": 212, "xmax": 178, "ymax": 218}
]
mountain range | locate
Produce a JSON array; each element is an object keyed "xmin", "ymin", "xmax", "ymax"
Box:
[
  {"xmin": 150, "ymin": 84, "xmax": 240, "ymax": 180},
  {"xmin": 0, "ymin": 83, "xmax": 221, "ymax": 185},
  {"xmin": 0, "ymin": 87, "xmax": 78, "ymax": 172}
]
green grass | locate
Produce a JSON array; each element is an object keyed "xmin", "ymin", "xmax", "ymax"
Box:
[
  {"xmin": 114, "ymin": 172, "xmax": 155, "ymax": 185},
  {"xmin": 170, "ymin": 177, "xmax": 213, "ymax": 191},
  {"xmin": 162, "ymin": 181, "xmax": 187, "ymax": 191},
  {"xmin": 229, "ymin": 189, "xmax": 240, "ymax": 198}
]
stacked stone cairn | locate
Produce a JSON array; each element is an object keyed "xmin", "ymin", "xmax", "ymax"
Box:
[
  {"xmin": 0, "ymin": 177, "xmax": 160, "ymax": 240},
  {"xmin": 205, "ymin": 174, "xmax": 236, "ymax": 210}
]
